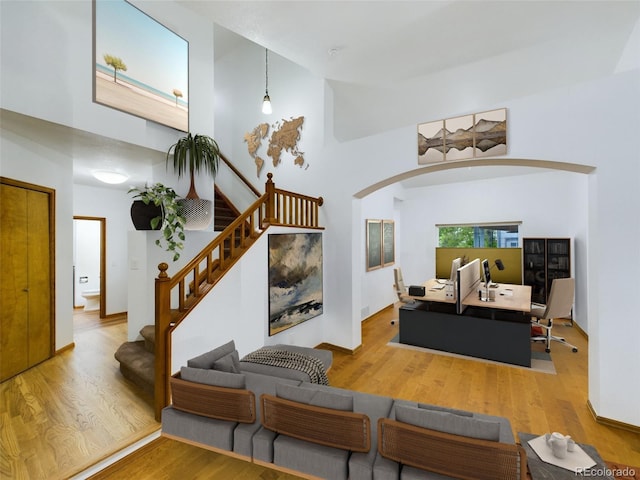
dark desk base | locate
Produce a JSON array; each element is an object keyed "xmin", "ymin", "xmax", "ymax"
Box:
[{"xmin": 399, "ymin": 301, "xmax": 531, "ymax": 367}]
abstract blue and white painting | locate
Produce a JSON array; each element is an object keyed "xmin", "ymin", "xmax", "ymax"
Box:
[{"xmin": 268, "ymin": 233, "xmax": 323, "ymax": 336}]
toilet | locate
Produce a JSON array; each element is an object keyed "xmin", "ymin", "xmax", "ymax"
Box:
[{"xmin": 81, "ymin": 289, "xmax": 100, "ymax": 311}]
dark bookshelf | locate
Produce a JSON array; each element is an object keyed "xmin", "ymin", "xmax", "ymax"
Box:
[{"xmin": 523, "ymin": 238, "xmax": 571, "ymax": 305}]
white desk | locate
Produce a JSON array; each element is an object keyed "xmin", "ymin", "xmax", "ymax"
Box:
[{"xmin": 462, "ymin": 283, "xmax": 532, "ymax": 313}]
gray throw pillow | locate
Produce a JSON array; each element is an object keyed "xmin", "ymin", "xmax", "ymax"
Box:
[
  {"xmin": 187, "ymin": 340, "xmax": 236, "ymax": 369},
  {"xmin": 395, "ymin": 405, "xmax": 500, "ymax": 442},
  {"xmin": 213, "ymin": 350, "xmax": 241, "ymax": 373},
  {"xmin": 310, "ymin": 390, "xmax": 354, "ymax": 411},
  {"xmin": 275, "ymin": 383, "xmax": 317, "ymax": 404},
  {"xmin": 180, "ymin": 366, "xmax": 246, "ymax": 389},
  {"xmin": 418, "ymin": 402, "xmax": 473, "ymax": 417}
]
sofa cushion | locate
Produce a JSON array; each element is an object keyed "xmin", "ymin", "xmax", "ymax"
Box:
[
  {"xmin": 273, "ymin": 434, "xmax": 350, "ymax": 480},
  {"xmin": 310, "ymin": 389, "xmax": 353, "ymax": 411},
  {"xmin": 162, "ymin": 406, "xmax": 236, "ymax": 452},
  {"xmin": 180, "ymin": 366, "xmax": 245, "ymax": 389},
  {"xmin": 275, "ymin": 382, "xmax": 317, "ymax": 404},
  {"xmin": 417, "ymin": 402, "xmax": 473, "ymax": 417},
  {"xmin": 187, "ymin": 340, "xmax": 236, "ymax": 369},
  {"xmin": 394, "ymin": 405, "xmax": 500, "ymax": 442},
  {"xmin": 213, "ymin": 350, "xmax": 241, "ymax": 373}
]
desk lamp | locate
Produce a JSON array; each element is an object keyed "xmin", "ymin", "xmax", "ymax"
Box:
[{"xmin": 482, "ymin": 258, "xmax": 505, "ymax": 301}]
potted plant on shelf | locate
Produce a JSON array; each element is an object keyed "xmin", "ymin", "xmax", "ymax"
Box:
[
  {"xmin": 166, "ymin": 133, "xmax": 221, "ymax": 230},
  {"xmin": 129, "ymin": 183, "xmax": 186, "ymax": 261}
]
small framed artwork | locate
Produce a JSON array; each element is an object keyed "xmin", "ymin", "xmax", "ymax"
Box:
[
  {"xmin": 382, "ymin": 220, "xmax": 395, "ymax": 267},
  {"xmin": 473, "ymin": 108, "xmax": 507, "ymax": 158},
  {"xmin": 366, "ymin": 219, "xmax": 383, "ymax": 271},
  {"xmin": 417, "ymin": 119, "xmax": 445, "ymax": 164},
  {"xmin": 444, "ymin": 114, "xmax": 474, "ymax": 161}
]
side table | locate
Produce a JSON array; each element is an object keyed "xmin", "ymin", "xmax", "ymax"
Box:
[{"xmin": 518, "ymin": 432, "xmax": 615, "ymax": 480}]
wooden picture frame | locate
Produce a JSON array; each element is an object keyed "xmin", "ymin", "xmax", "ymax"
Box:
[{"xmin": 366, "ymin": 220, "xmax": 383, "ymax": 271}]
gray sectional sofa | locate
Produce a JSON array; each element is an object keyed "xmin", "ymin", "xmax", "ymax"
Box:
[{"xmin": 161, "ymin": 340, "xmax": 527, "ymax": 480}]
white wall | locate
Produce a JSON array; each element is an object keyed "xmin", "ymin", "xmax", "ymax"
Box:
[
  {"xmin": 171, "ymin": 227, "xmax": 325, "ymax": 373},
  {"xmin": 359, "ymin": 183, "xmax": 406, "ymax": 320},
  {"xmin": 0, "ymin": 130, "xmax": 75, "ymax": 351},
  {"xmin": 1, "ymin": 0, "xmax": 217, "ymax": 347},
  {"xmin": 0, "ymin": 0, "xmax": 214, "ymax": 151},
  {"xmin": 73, "ymin": 184, "xmax": 133, "ymax": 315}
]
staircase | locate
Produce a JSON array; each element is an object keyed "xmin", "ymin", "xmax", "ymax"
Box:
[
  {"xmin": 114, "ymin": 325, "xmax": 155, "ymax": 396},
  {"xmin": 213, "ymin": 186, "xmax": 240, "ymax": 232},
  {"xmin": 114, "ymin": 186, "xmax": 247, "ymax": 396},
  {"xmin": 115, "ymin": 172, "xmax": 324, "ymax": 420}
]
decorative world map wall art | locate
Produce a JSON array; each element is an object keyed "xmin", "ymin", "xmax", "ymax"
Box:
[
  {"xmin": 244, "ymin": 116, "xmax": 306, "ymax": 177},
  {"xmin": 417, "ymin": 108, "xmax": 506, "ymax": 164}
]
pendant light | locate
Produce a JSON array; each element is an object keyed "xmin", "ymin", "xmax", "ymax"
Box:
[{"xmin": 262, "ymin": 48, "xmax": 272, "ymax": 114}]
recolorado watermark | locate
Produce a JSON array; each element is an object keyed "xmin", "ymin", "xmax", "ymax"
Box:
[{"xmin": 576, "ymin": 466, "xmax": 636, "ymax": 477}]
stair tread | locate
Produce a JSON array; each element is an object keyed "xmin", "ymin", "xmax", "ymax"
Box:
[
  {"xmin": 114, "ymin": 341, "xmax": 154, "ymax": 386},
  {"xmin": 140, "ymin": 325, "xmax": 155, "ymax": 342}
]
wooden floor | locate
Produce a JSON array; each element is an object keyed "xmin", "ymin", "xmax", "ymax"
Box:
[
  {"xmin": 0, "ymin": 311, "xmax": 159, "ymax": 480},
  {"xmin": 2, "ymin": 305, "xmax": 639, "ymax": 479}
]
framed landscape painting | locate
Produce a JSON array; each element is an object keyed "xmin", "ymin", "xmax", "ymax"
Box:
[
  {"xmin": 268, "ymin": 233, "xmax": 323, "ymax": 336},
  {"xmin": 366, "ymin": 219, "xmax": 383, "ymax": 271},
  {"xmin": 93, "ymin": 0, "xmax": 188, "ymax": 132}
]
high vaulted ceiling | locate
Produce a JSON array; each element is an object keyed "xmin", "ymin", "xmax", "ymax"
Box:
[
  {"xmin": 60, "ymin": 1, "xmax": 640, "ymax": 189},
  {"xmin": 183, "ymin": 0, "xmax": 639, "ymax": 142}
]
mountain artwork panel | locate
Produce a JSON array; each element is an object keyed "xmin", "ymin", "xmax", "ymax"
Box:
[{"xmin": 418, "ymin": 108, "xmax": 506, "ymax": 163}]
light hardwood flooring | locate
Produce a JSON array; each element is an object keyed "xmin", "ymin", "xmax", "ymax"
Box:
[
  {"xmin": 1, "ymin": 311, "xmax": 159, "ymax": 480},
  {"xmin": 2, "ymin": 305, "xmax": 639, "ymax": 480}
]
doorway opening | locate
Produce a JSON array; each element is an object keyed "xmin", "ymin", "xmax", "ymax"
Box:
[{"xmin": 73, "ymin": 217, "xmax": 106, "ymax": 319}]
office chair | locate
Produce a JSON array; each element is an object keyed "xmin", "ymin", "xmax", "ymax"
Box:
[
  {"xmin": 393, "ymin": 268, "xmax": 413, "ymax": 303},
  {"xmin": 530, "ymin": 277, "xmax": 578, "ymax": 353}
]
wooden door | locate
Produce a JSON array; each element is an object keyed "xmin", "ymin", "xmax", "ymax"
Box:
[{"xmin": 0, "ymin": 180, "xmax": 53, "ymax": 381}]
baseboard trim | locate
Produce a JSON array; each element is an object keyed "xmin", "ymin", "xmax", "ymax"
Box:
[
  {"xmin": 56, "ymin": 342, "xmax": 75, "ymax": 355},
  {"xmin": 362, "ymin": 304, "xmax": 394, "ymax": 324},
  {"xmin": 316, "ymin": 342, "xmax": 361, "ymax": 355},
  {"xmin": 572, "ymin": 321, "xmax": 588, "ymax": 340},
  {"xmin": 587, "ymin": 400, "xmax": 640, "ymax": 434}
]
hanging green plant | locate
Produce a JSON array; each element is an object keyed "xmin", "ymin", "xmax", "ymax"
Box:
[{"xmin": 129, "ymin": 183, "xmax": 186, "ymax": 261}]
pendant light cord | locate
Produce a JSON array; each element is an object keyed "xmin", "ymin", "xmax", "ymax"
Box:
[{"xmin": 265, "ymin": 48, "xmax": 269, "ymax": 95}]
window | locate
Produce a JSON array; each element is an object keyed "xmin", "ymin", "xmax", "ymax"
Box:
[{"xmin": 438, "ymin": 223, "xmax": 520, "ymax": 248}]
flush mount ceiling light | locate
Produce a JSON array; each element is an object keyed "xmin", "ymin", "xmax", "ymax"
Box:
[
  {"xmin": 92, "ymin": 170, "xmax": 129, "ymax": 184},
  {"xmin": 262, "ymin": 48, "xmax": 272, "ymax": 114}
]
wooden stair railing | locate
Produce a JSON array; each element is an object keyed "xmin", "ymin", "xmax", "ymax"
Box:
[{"xmin": 154, "ymin": 173, "xmax": 323, "ymax": 419}]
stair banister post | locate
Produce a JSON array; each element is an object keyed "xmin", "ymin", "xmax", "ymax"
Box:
[
  {"xmin": 265, "ymin": 172, "xmax": 276, "ymax": 226},
  {"xmin": 154, "ymin": 262, "xmax": 171, "ymax": 421}
]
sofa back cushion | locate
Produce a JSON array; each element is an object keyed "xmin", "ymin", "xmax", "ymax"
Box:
[
  {"xmin": 260, "ymin": 393, "xmax": 370, "ymax": 452},
  {"xmin": 180, "ymin": 366, "xmax": 245, "ymax": 389},
  {"xmin": 187, "ymin": 340, "xmax": 236, "ymax": 369},
  {"xmin": 377, "ymin": 418, "xmax": 527, "ymax": 480},
  {"xmin": 394, "ymin": 404, "xmax": 500, "ymax": 441}
]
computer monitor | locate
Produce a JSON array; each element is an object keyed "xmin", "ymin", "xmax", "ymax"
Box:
[
  {"xmin": 450, "ymin": 257, "xmax": 462, "ymax": 283},
  {"xmin": 482, "ymin": 258, "xmax": 491, "ymax": 286}
]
